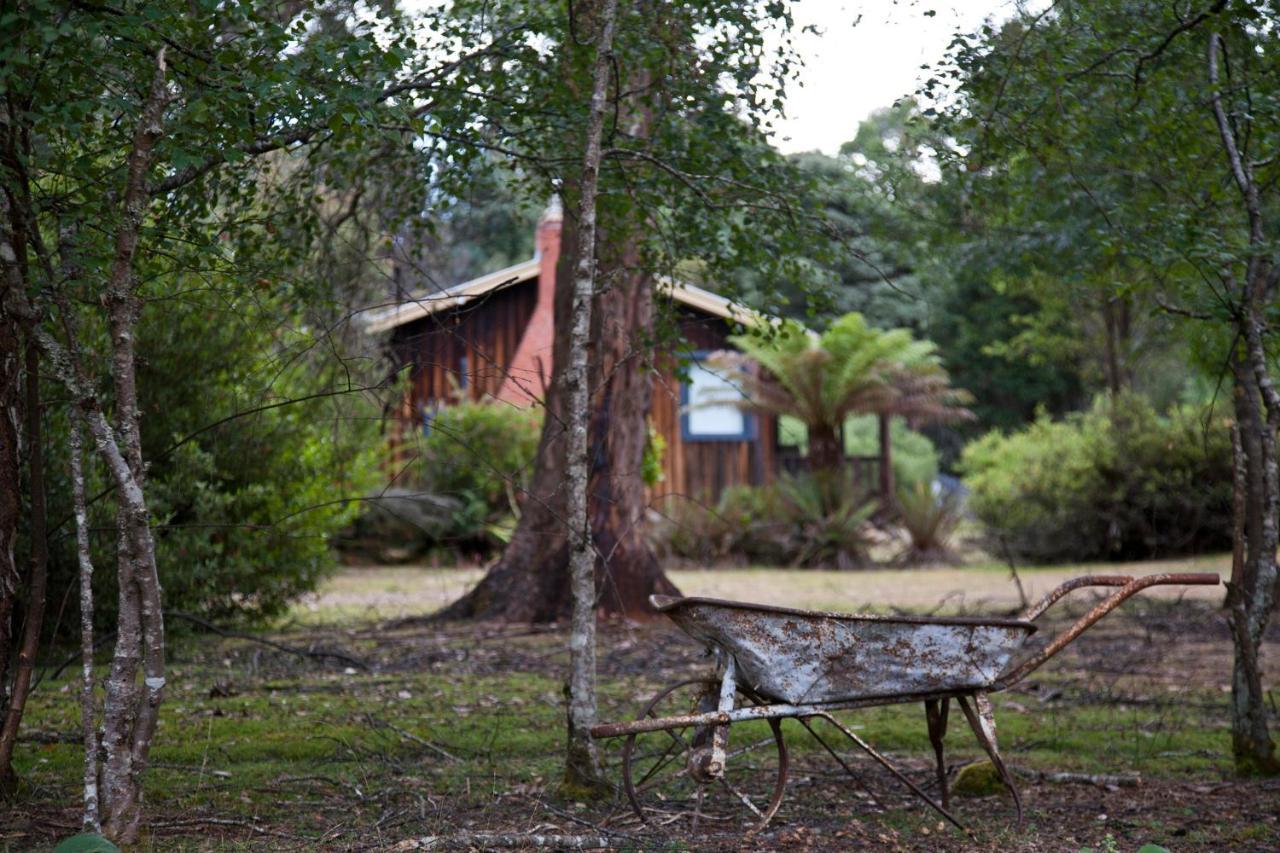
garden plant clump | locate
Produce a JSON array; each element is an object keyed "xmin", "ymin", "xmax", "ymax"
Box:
[
  {"xmin": 344, "ymin": 400, "xmax": 542, "ymax": 563},
  {"xmin": 653, "ymin": 472, "xmax": 878, "ymax": 569}
]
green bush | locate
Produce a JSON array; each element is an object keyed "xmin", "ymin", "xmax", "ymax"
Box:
[
  {"xmin": 377, "ymin": 399, "xmax": 542, "ymax": 558},
  {"xmin": 415, "ymin": 401, "xmax": 542, "ymax": 513},
  {"xmin": 960, "ymin": 395, "xmax": 1232, "ymax": 563},
  {"xmin": 42, "ymin": 295, "xmax": 382, "ymax": 630},
  {"xmin": 896, "ymin": 480, "xmax": 963, "ymax": 565}
]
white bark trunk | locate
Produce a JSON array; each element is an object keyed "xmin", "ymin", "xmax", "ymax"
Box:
[
  {"xmin": 563, "ymin": 0, "xmax": 620, "ymax": 793},
  {"xmin": 69, "ymin": 417, "xmax": 100, "ymax": 831}
]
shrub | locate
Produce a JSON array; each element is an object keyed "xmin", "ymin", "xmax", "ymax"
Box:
[
  {"xmin": 42, "ymin": 296, "xmax": 383, "ymax": 630},
  {"xmin": 960, "ymin": 395, "xmax": 1232, "ymax": 563},
  {"xmin": 414, "ymin": 401, "xmax": 543, "ymax": 513},
  {"xmin": 895, "ymin": 481, "xmax": 963, "ymax": 565},
  {"xmin": 653, "ymin": 472, "xmax": 877, "ymax": 569},
  {"xmin": 373, "ymin": 399, "xmax": 542, "ymax": 559}
]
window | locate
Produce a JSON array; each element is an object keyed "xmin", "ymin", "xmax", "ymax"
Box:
[{"xmin": 680, "ymin": 353, "xmax": 754, "ymax": 441}]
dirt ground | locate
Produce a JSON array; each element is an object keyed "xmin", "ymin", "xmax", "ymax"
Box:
[{"xmin": 4, "ymin": 561, "xmax": 1279, "ymax": 851}]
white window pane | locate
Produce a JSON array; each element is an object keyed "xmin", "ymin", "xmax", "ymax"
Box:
[{"xmin": 687, "ymin": 362, "xmax": 746, "ymax": 436}]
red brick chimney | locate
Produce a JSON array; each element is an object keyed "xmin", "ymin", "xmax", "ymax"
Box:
[{"xmin": 496, "ymin": 199, "xmax": 561, "ymax": 405}]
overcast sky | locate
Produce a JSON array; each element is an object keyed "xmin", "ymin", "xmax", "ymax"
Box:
[{"xmin": 773, "ymin": 0, "xmax": 1015, "ymax": 155}]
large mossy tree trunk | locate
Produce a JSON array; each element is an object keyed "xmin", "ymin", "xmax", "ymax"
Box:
[{"xmin": 437, "ymin": 213, "xmax": 677, "ymax": 622}]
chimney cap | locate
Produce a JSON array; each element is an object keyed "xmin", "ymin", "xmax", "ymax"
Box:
[{"xmin": 539, "ymin": 195, "xmax": 563, "ymax": 224}]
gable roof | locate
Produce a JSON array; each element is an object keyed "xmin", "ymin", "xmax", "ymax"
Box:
[
  {"xmin": 359, "ymin": 258, "xmax": 763, "ymax": 335},
  {"xmin": 360, "ymin": 258, "xmax": 542, "ymax": 335}
]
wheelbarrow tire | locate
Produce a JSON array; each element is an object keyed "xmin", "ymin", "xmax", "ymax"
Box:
[{"xmin": 620, "ymin": 678, "xmax": 787, "ymax": 834}]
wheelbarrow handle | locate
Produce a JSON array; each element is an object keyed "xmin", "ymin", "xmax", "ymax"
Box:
[{"xmin": 996, "ymin": 572, "xmax": 1220, "ymax": 691}]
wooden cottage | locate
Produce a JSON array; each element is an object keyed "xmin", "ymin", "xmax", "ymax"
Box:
[{"xmin": 362, "ymin": 208, "xmax": 797, "ymax": 504}]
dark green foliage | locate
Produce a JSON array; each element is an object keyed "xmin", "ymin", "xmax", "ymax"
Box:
[
  {"xmin": 654, "ymin": 473, "xmax": 877, "ymax": 569},
  {"xmin": 962, "ymin": 396, "xmax": 1233, "ymax": 564},
  {"xmin": 41, "ymin": 295, "xmax": 382, "ymax": 630},
  {"xmin": 770, "ymin": 105, "xmax": 1085, "ymax": 450},
  {"xmin": 929, "ymin": 269, "xmax": 1086, "ymax": 438}
]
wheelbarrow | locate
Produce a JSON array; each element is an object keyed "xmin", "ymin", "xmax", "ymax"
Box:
[{"xmin": 590, "ymin": 572, "xmax": 1220, "ymax": 833}]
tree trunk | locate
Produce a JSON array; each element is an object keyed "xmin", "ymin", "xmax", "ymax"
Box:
[
  {"xmin": 0, "ymin": 199, "xmax": 26, "ymax": 774},
  {"xmin": 0, "ymin": 287, "xmax": 19, "ymax": 761},
  {"xmin": 1209, "ymin": 31, "xmax": 1280, "ymax": 776},
  {"xmin": 437, "ymin": 8, "xmax": 676, "ymax": 625},
  {"xmin": 1227, "ymin": 350, "xmax": 1280, "ymax": 775},
  {"xmin": 69, "ymin": 416, "xmax": 101, "ymax": 830},
  {"xmin": 562, "ymin": 0, "xmax": 618, "ymax": 795},
  {"xmin": 878, "ymin": 412, "xmax": 894, "ymax": 507},
  {"xmin": 0, "ymin": 340, "xmax": 46, "ymax": 790},
  {"xmin": 437, "ymin": 216, "xmax": 677, "ymax": 623},
  {"xmin": 808, "ymin": 422, "xmax": 843, "ymax": 472}
]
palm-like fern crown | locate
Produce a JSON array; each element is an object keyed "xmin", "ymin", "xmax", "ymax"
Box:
[{"xmin": 711, "ymin": 313, "xmax": 974, "ymax": 428}]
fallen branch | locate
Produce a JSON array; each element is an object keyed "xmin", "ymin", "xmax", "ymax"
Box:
[
  {"xmin": 1014, "ymin": 766, "xmax": 1140, "ymax": 788},
  {"xmin": 151, "ymin": 817, "xmax": 314, "ymax": 841},
  {"xmin": 169, "ymin": 611, "xmax": 370, "ymax": 671},
  {"xmin": 397, "ymin": 834, "xmax": 614, "ymax": 850}
]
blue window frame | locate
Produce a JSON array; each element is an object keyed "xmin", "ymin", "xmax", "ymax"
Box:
[{"xmin": 679, "ymin": 351, "xmax": 755, "ymax": 442}]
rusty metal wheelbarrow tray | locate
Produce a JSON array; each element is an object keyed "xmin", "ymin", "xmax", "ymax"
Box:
[{"xmin": 650, "ymin": 595, "xmax": 1036, "ymax": 704}]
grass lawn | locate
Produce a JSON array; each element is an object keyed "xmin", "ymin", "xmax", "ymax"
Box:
[
  {"xmin": 3, "ymin": 557, "xmax": 1277, "ymax": 851},
  {"xmin": 292, "ymin": 554, "xmax": 1231, "ymax": 624}
]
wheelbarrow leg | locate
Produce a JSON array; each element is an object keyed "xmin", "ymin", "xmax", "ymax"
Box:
[
  {"xmin": 796, "ymin": 716, "xmax": 887, "ymax": 812},
  {"xmin": 956, "ymin": 692, "xmax": 1023, "ymax": 824},
  {"xmin": 925, "ymin": 698, "xmax": 950, "ymax": 809},
  {"xmin": 815, "ymin": 712, "xmax": 967, "ymax": 834}
]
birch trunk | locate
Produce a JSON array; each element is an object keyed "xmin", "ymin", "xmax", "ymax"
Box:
[
  {"xmin": 0, "ymin": 316, "xmax": 19, "ymax": 794},
  {"xmin": 562, "ymin": 0, "xmax": 619, "ymax": 796},
  {"xmin": 69, "ymin": 417, "xmax": 100, "ymax": 830}
]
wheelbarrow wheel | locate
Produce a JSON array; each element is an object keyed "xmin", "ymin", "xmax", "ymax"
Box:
[{"xmin": 620, "ymin": 678, "xmax": 787, "ymax": 834}]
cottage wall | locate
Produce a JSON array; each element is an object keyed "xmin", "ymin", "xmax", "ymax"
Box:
[{"xmin": 647, "ymin": 308, "xmax": 778, "ymax": 505}]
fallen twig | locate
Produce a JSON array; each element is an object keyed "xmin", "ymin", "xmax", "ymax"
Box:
[
  {"xmin": 169, "ymin": 611, "xmax": 370, "ymax": 670},
  {"xmin": 151, "ymin": 817, "xmax": 315, "ymax": 841},
  {"xmin": 367, "ymin": 716, "xmax": 463, "ymax": 763}
]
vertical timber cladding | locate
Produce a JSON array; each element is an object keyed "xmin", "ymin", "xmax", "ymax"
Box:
[
  {"xmin": 391, "ymin": 278, "xmax": 539, "ymax": 414},
  {"xmin": 648, "ymin": 307, "xmax": 778, "ymax": 507}
]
